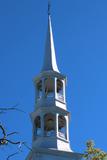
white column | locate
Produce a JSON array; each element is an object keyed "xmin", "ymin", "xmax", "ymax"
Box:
[
  {"xmin": 63, "ymin": 80, "xmax": 66, "ymax": 103},
  {"xmin": 66, "ymin": 116, "xmax": 69, "ymax": 141},
  {"xmin": 54, "ymin": 77, "xmax": 57, "ymax": 100},
  {"xmin": 55, "ymin": 113, "xmax": 59, "ymax": 137}
]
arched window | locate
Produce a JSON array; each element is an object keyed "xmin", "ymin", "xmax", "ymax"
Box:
[
  {"xmin": 58, "ymin": 115, "xmax": 66, "ymax": 139},
  {"xmin": 44, "ymin": 113, "xmax": 55, "ymax": 137},
  {"xmin": 44, "ymin": 78, "xmax": 54, "ymax": 98},
  {"xmin": 57, "ymin": 79, "xmax": 64, "ymax": 102},
  {"xmin": 37, "ymin": 80, "xmax": 42, "ymax": 100},
  {"xmin": 34, "ymin": 116, "xmax": 41, "ymax": 136}
]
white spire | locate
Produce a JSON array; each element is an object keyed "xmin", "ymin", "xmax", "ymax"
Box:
[{"xmin": 41, "ymin": 13, "xmax": 60, "ymax": 73}]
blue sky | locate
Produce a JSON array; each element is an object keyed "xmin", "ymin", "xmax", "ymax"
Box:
[{"xmin": 0, "ymin": 0, "xmax": 107, "ymax": 159}]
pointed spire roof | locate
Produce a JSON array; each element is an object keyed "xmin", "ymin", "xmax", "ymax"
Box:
[{"xmin": 41, "ymin": 3, "xmax": 60, "ymax": 73}]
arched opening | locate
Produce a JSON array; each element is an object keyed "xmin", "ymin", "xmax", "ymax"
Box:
[
  {"xmin": 37, "ymin": 80, "xmax": 42, "ymax": 100},
  {"xmin": 44, "ymin": 113, "xmax": 55, "ymax": 136},
  {"xmin": 34, "ymin": 116, "xmax": 41, "ymax": 136},
  {"xmin": 44, "ymin": 78, "xmax": 54, "ymax": 98},
  {"xmin": 57, "ymin": 79, "xmax": 64, "ymax": 102},
  {"xmin": 58, "ymin": 115, "xmax": 66, "ymax": 139}
]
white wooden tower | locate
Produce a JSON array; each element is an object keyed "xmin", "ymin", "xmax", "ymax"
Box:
[{"xmin": 26, "ymin": 2, "xmax": 82, "ymax": 160}]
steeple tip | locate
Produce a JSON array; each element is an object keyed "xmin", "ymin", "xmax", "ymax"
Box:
[
  {"xmin": 48, "ymin": 0, "xmax": 51, "ymax": 16},
  {"xmin": 41, "ymin": 2, "xmax": 60, "ymax": 73}
]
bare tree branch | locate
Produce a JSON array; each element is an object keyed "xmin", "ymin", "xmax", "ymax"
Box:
[
  {"xmin": 0, "ymin": 124, "xmax": 6, "ymax": 139},
  {"xmin": 6, "ymin": 152, "xmax": 19, "ymax": 160},
  {"xmin": 7, "ymin": 132, "xmax": 19, "ymax": 137},
  {"xmin": 23, "ymin": 142, "xmax": 32, "ymax": 151},
  {"xmin": 0, "ymin": 104, "xmax": 29, "ymax": 159},
  {"xmin": 0, "ymin": 104, "xmax": 26, "ymax": 113}
]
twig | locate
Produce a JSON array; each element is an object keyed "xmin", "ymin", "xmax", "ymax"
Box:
[
  {"xmin": 6, "ymin": 152, "xmax": 19, "ymax": 160},
  {"xmin": 7, "ymin": 132, "xmax": 19, "ymax": 137},
  {"xmin": 0, "ymin": 124, "xmax": 6, "ymax": 138},
  {"xmin": 0, "ymin": 104, "xmax": 26, "ymax": 113},
  {"xmin": 23, "ymin": 142, "xmax": 32, "ymax": 151}
]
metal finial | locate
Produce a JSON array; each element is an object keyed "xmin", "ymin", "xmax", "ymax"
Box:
[{"xmin": 48, "ymin": 0, "xmax": 51, "ymax": 15}]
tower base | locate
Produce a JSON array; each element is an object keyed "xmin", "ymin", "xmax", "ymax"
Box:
[{"xmin": 26, "ymin": 148, "xmax": 82, "ymax": 160}]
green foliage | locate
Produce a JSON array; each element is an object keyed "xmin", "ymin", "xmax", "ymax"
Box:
[{"xmin": 83, "ymin": 140, "xmax": 107, "ymax": 160}]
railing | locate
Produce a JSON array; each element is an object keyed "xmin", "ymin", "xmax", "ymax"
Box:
[
  {"xmin": 57, "ymin": 93, "xmax": 64, "ymax": 102},
  {"xmin": 58, "ymin": 132, "xmax": 65, "ymax": 139}
]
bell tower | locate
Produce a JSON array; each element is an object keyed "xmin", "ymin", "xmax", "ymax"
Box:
[{"xmin": 26, "ymin": 2, "xmax": 82, "ymax": 160}]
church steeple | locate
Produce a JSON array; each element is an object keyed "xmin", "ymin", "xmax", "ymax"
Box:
[
  {"xmin": 30, "ymin": 4, "xmax": 71, "ymax": 151},
  {"xmin": 26, "ymin": 2, "xmax": 83, "ymax": 160},
  {"xmin": 41, "ymin": 2, "xmax": 59, "ymax": 73}
]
